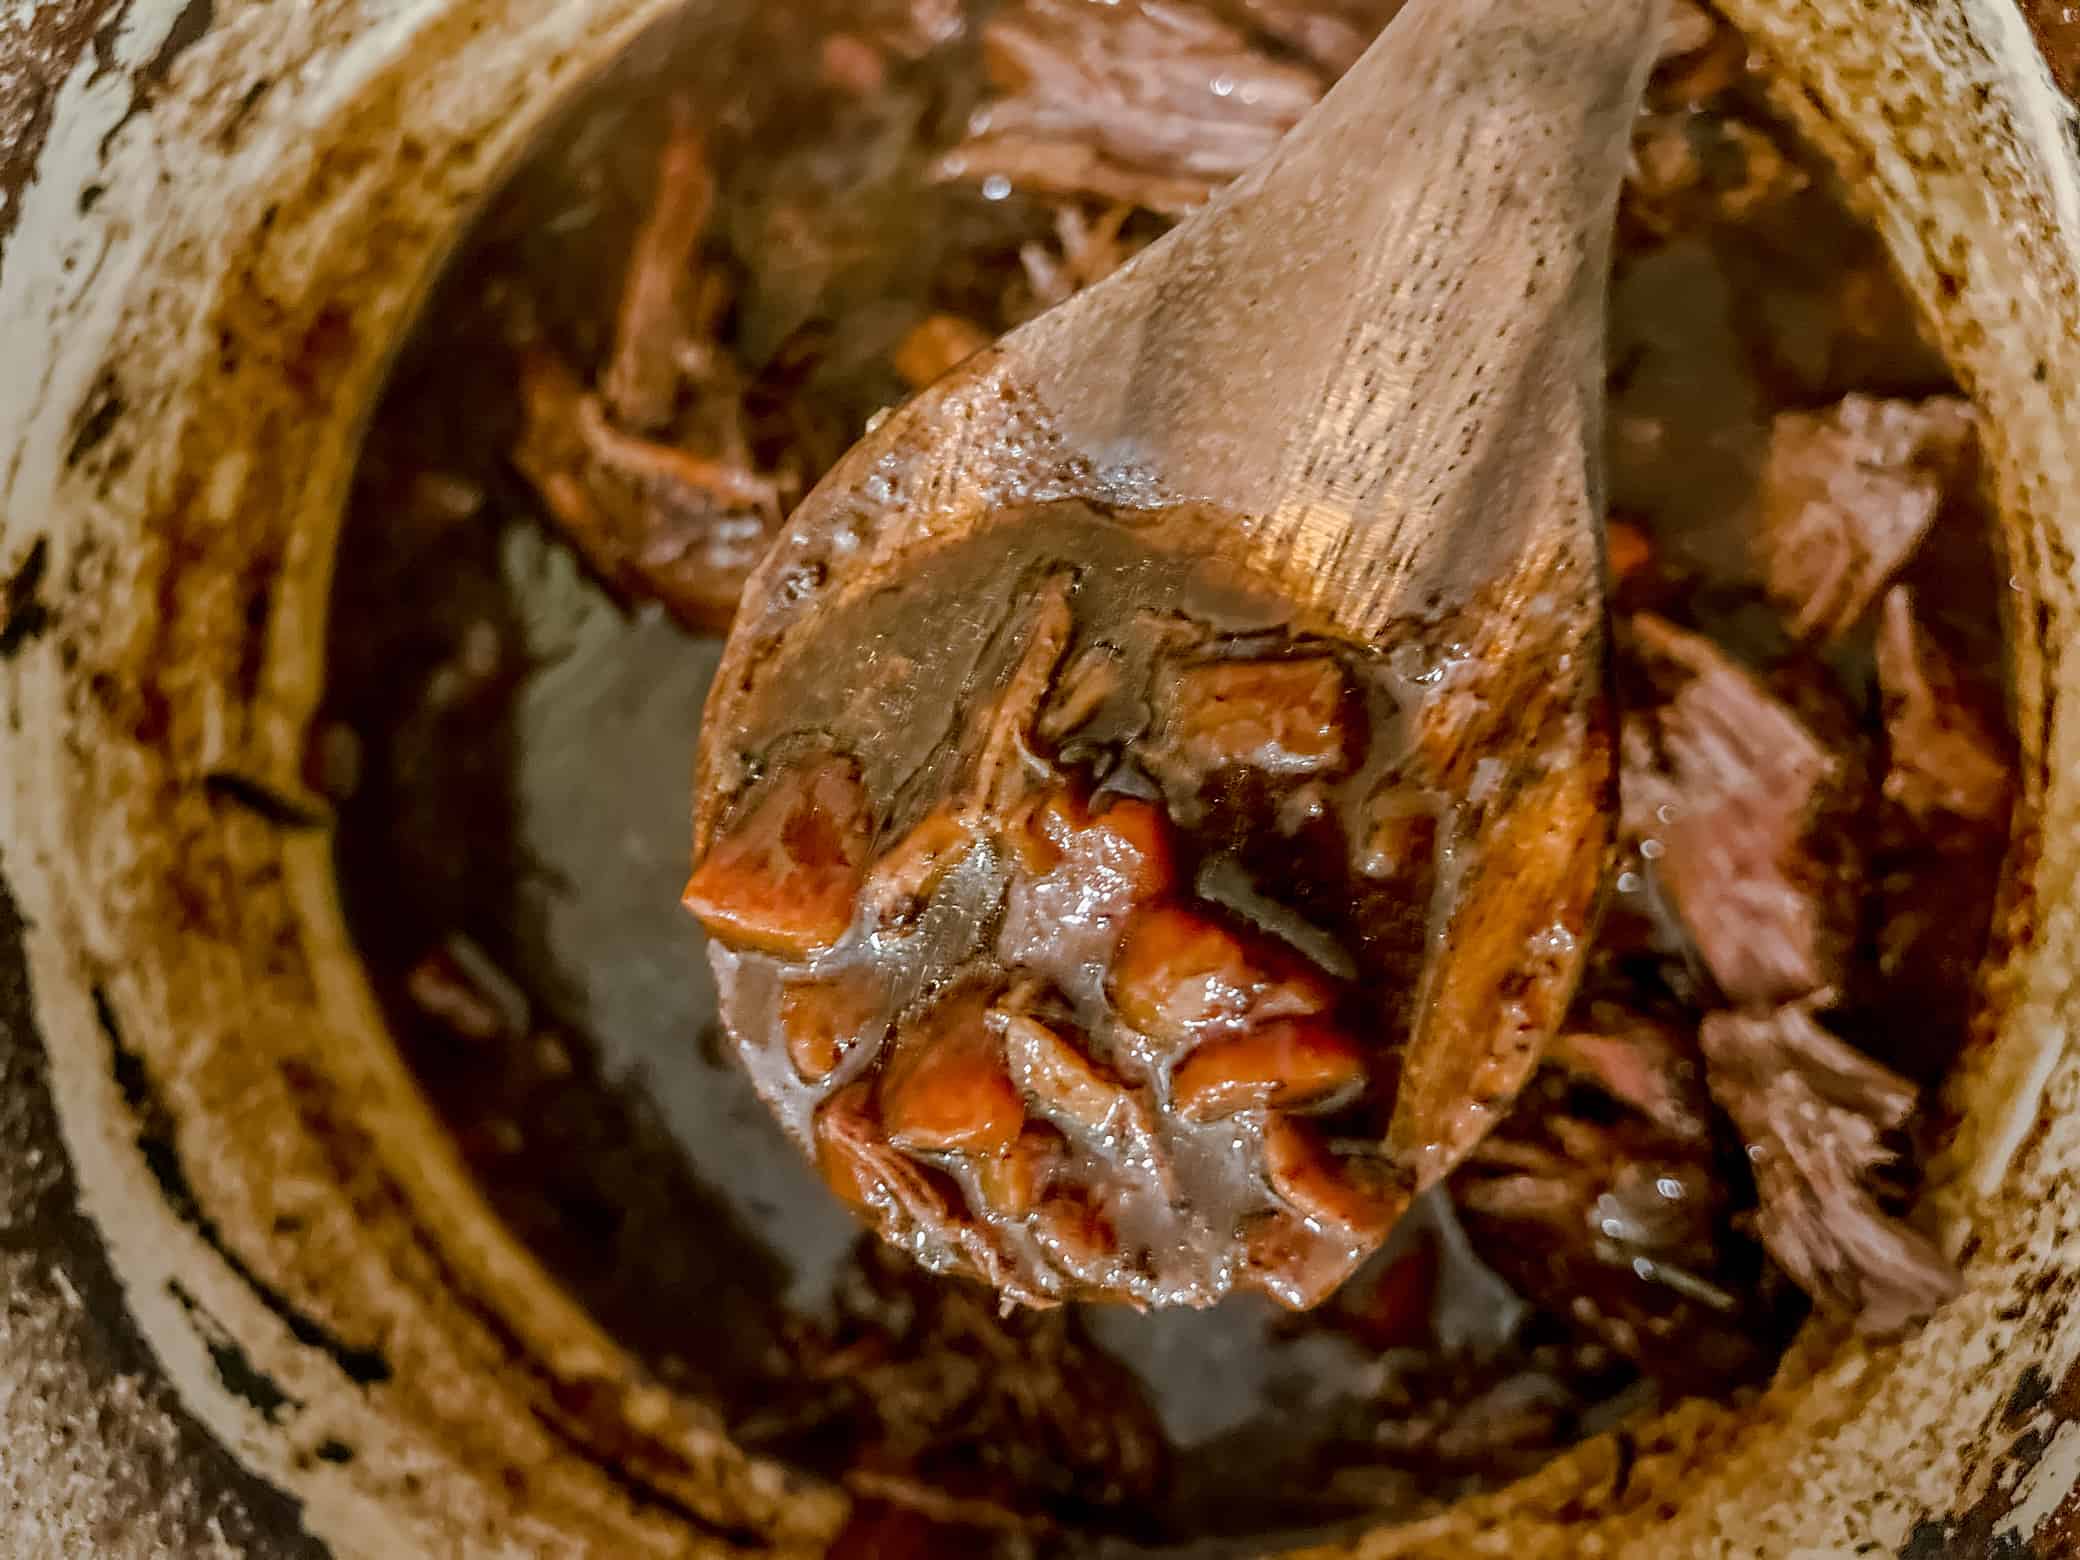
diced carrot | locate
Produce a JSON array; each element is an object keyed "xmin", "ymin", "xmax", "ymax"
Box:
[
  {"xmin": 879, "ymin": 989, "xmax": 1026, "ymax": 1154},
  {"xmin": 1261, "ymin": 1117, "xmax": 1404, "ymax": 1243},
  {"xmin": 780, "ymin": 968, "xmax": 887, "ymax": 1082},
  {"xmin": 1110, "ymin": 904, "xmax": 1332, "ymax": 1046},
  {"xmin": 1170, "ymin": 1017, "xmax": 1367, "ymax": 1122},
  {"xmin": 684, "ymin": 757, "xmax": 872, "ymax": 957}
]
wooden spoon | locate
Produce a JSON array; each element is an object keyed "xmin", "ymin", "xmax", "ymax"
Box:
[{"xmin": 697, "ymin": 0, "xmax": 1660, "ymax": 1201}]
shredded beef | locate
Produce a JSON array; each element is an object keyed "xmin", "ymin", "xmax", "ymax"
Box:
[
  {"xmin": 1875, "ymin": 585, "xmax": 2014, "ymax": 829},
  {"xmin": 601, "ymin": 102, "xmax": 716, "ymax": 432},
  {"xmin": 1227, "ymin": 0, "xmax": 1400, "ymax": 75},
  {"xmin": 1756, "ymin": 394, "xmax": 1976, "ymax": 644},
  {"xmin": 1620, "ymin": 613, "xmax": 1860, "ymax": 1007},
  {"xmin": 1699, "ymin": 1000, "xmax": 1959, "ymax": 1335},
  {"xmin": 763, "ymin": 1240, "xmax": 1166, "ymax": 1530},
  {"xmin": 1548, "ymin": 1003, "xmax": 1712, "ymax": 1144},
  {"xmin": 940, "ymin": 0, "xmax": 1325, "ymax": 213},
  {"xmin": 1454, "ymin": 1069, "xmax": 1771, "ymax": 1392}
]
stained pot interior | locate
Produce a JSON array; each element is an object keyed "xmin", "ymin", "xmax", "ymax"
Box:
[
  {"xmin": 316, "ymin": 2, "xmax": 1992, "ymax": 1552},
  {"xmin": 2, "ymin": 0, "xmax": 2076, "ymax": 1555}
]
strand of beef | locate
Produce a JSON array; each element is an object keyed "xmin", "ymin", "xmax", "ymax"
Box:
[
  {"xmin": 1756, "ymin": 395, "xmax": 1977, "ymax": 645},
  {"xmin": 1698, "ymin": 1000, "xmax": 1957, "ymax": 1334},
  {"xmin": 1613, "ymin": 609, "xmax": 1966, "ymax": 1335},
  {"xmin": 1461, "ymin": 376, "xmax": 2003, "ymax": 1358},
  {"xmin": 934, "ymin": 0, "xmax": 1326, "ymax": 215},
  {"xmin": 506, "ymin": 108, "xmax": 795, "ymax": 633}
]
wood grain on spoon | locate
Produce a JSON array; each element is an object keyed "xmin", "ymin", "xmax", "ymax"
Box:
[{"xmin": 694, "ymin": 0, "xmax": 1657, "ymax": 1289}]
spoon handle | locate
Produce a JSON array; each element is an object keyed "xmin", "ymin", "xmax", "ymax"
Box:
[{"xmin": 1039, "ymin": 0, "xmax": 1662, "ymax": 634}]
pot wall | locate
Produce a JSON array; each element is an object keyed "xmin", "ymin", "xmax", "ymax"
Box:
[{"xmin": 0, "ymin": 1, "xmax": 2077, "ymax": 1555}]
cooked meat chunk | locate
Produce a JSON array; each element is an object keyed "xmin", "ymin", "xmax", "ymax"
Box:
[
  {"xmin": 1030, "ymin": 1184, "xmax": 1123, "ymax": 1285},
  {"xmin": 1454, "ymin": 1096, "xmax": 1769, "ymax": 1389},
  {"xmin": 1757, "ymin": 394, "xmax": 1976, "ymax": 644},
  {"xmin": 880, "ymin": 987, "xmax": 1028, "ymax": 1154},
  {"xmin": 602, "ymin": 102, "xmax": 716, "ymax": 431},
  {"xmin": 1621, "ymin": 613, "xmax": 1859, "ymax": 1006},
  {"xmin": 1230, "ymin": 0, "xmax": 1398, "ymax": 76},
  {"xmin": 862, "ymin": 581, "xmax": 1081, "ymax": 929},
  {"xmin": 781, "ymin": 1238, "xmax": 1166, "ymax": 1528},
  {"xmin": 1016, "ymin": 203, "xmax": 1148, "ymax": 315},
  {"xmin": 892, "ymin": 313, "xmax": 993, "ymax": 390},
  {"xmin": 1875, "ymin": 586, "xmax": 2014, "ymax": 829},
  {"xmin": 975, "ymin": 1123, "xmax": 1069, "ymax": 1218},
  {"xmin": 1354, "ymin": 788, "xmax": 1438, "ymax": 882},
  {"xmin": 782, "ymin": 969, "xmax": 892, "ymax": 1082},
  {"xmin": 1624, "ymin": 111, "xmax": 1806, "ymax": 238},
  {"xmin": 1170, "ymin": 1017, "xmax": 1367, "ymax": 1121},
  {"xmin": 1548, "ymin": 1003, "xmax": 1712, "ymax": 1143},
  {"xmin": 1035, "ymin": 642, "xmax": 1126, "ymax": 743},
  {"xmin": 1152, "ymin": 656, "xmax": 1356, "ymax": 783},
  {"xmin": 405, "ymin": 937, "xmax": 528, "ymax": 1043},
  {"xmin": 512, "ymin": 350, "xmax": 783, "ymax": 633},
  {"xmin": 972, "ymin": 574, "xmax": 1077, "ymax": 812},
  {"xmin": 684, "ymin": 754, "xmax": 875, "ymax": 957},
  {"xmin": 1700, "ymin": 1000, "xmax": 1959, "ymax": 1335},
  {"xmin": 1261, "ymin": 1117, "xmax": 1404, "ymax": 1241},
  {"xmin": 862, "ymin": 806, "xmax": 985, "ymax": 928},
  {"xmin": 996, "ymin": 1002, "xmax": 1146, "ymax": 1138},
  {"xmin": 999, "ymin": 790, "xmax": 1176, "ymax": 991},
  {"xmin": 1109, "ymin": 904, "xmax": 1334, "ymax": 1050},
  {"xmin": 1238, "ymin": 1209, "xmax": 1376, "ymax": 1312},
  {"xmin": 819, "ymin": 1083, "xmax": 966, "ymax": 1227},
  {"xmin": 1011, "ymin": 789, "xmax": 1175, "ymax": 904},
  {"xmin": 939, "ymin": 0, "xmax": 1323, "ymax": 213}
]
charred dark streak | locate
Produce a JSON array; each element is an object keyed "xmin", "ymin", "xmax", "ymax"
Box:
[
  {"xmin": 202, "ymin": 771, "xmax": 329, "ymax": 830},
  {"xmin": 0, "ymin": 538, "xmax": 52, "ymax": 658},
  {"xmin": 65, "ymin": 372, "xmax": 124, "ymax": 467},
  {"xmin": 169, "ymin": 1278, "xmax": 300, "ymax": 1426},
  {"xmin": 1608, "ymin": 1428, "xmax": 1637, "ymax": 1501},
  {"xmin": 97, "ymin": 0, "xmax": 215, "ymax": 163},
  {"xmin": 2007, "ymin": 1363, "xmax": 2054, "ymax": 1425},
  {"xmin": 0, "ymin": 0, "xmax": 133, "ymax": 275},
  {"xmin": 94, "ymin": 984, "xmax": 394, "ymax": 1386},
  {"xmin": 214, "ymin": 76, "xmax": 273, "ymax": 150},
  {"xmin": 234, "ymin": 545, "xmax": 282, "ymax": 706}
]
